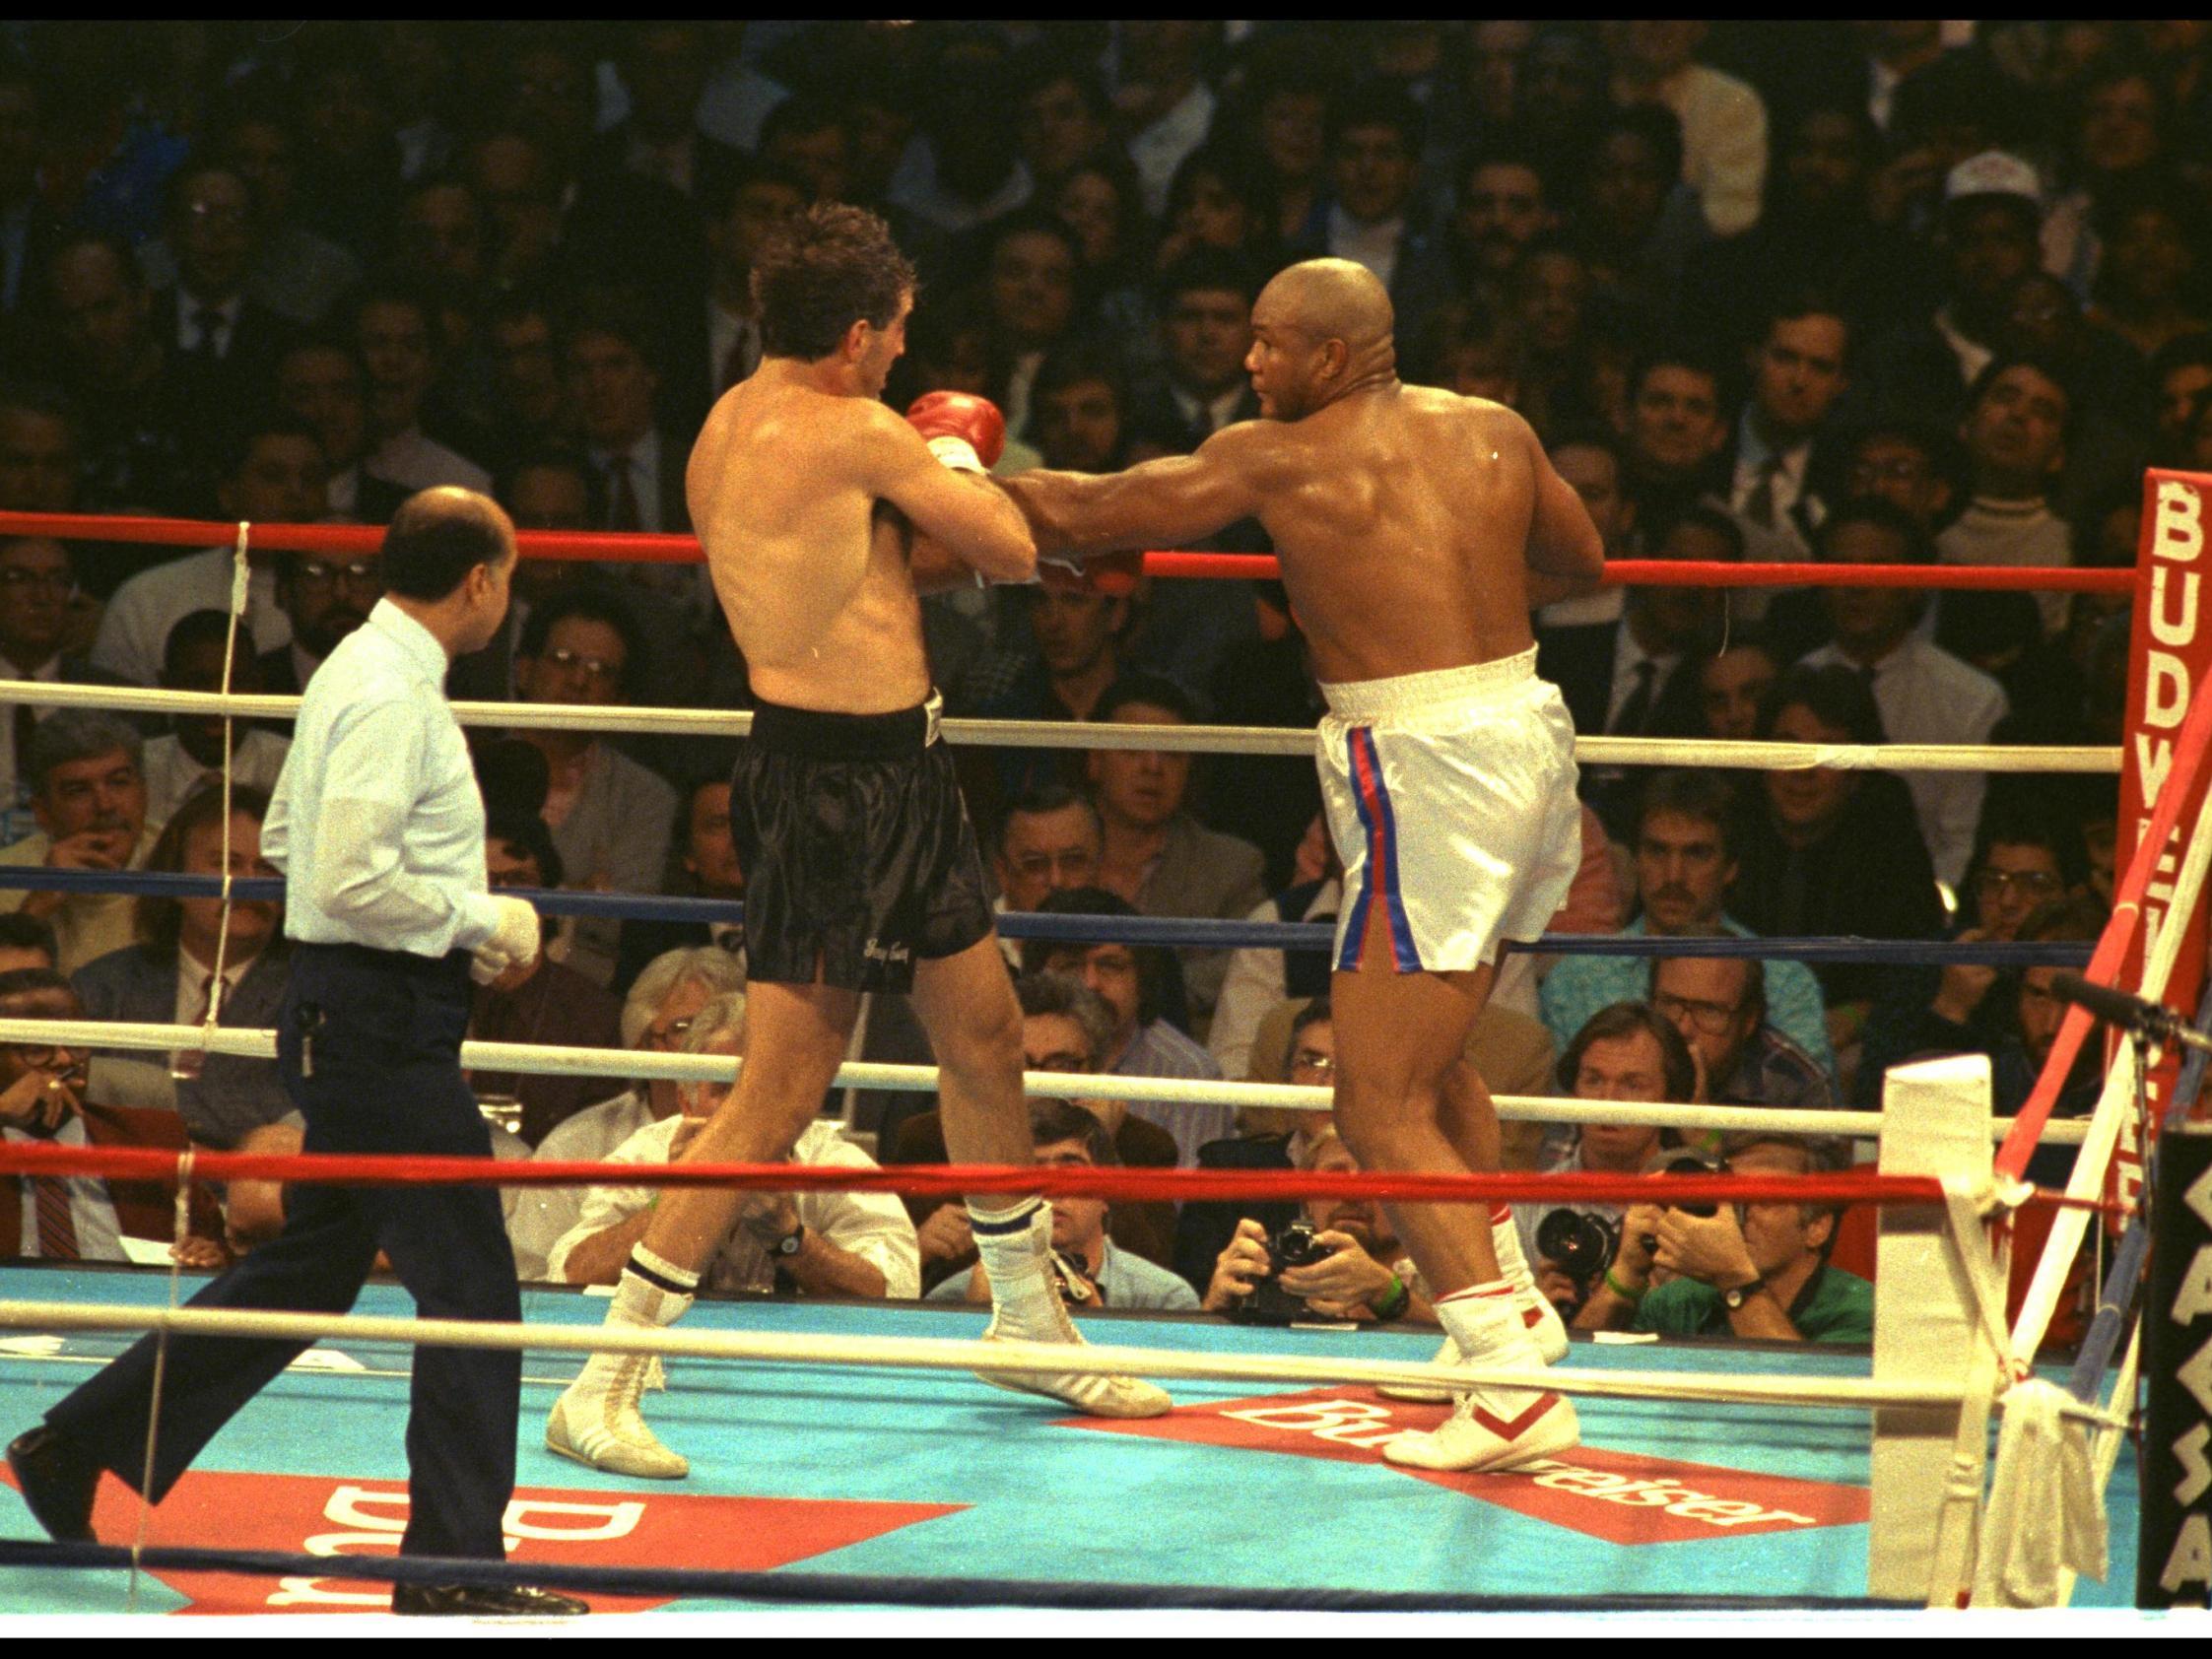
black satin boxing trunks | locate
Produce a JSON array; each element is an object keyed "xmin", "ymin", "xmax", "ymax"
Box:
[{"xmin": 730, "ymin": 689, "xmax": 995, "ymax": 993}]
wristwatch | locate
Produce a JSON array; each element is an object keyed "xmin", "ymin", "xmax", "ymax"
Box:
[
  {"xmin": 771, "ymin": 1223, "xmax": 806, "ymax": 1258},
  {"xmin": 1719, "ymin": 1276, "xmax": 1768, "ymax": 1311}
]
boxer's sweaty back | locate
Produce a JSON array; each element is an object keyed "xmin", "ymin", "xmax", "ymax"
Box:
[
  {"xmin": 1253, "ymin": 386, "xmax": 1541, "ymax": 687},
  {"xmin": 690, "ymin": 373, "xmax": 932, "ymax": 713}
]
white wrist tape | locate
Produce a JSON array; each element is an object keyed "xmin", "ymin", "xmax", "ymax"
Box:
[{"xmin": 926, "ymin": 434, "xmax": 984, "ymax": 473}]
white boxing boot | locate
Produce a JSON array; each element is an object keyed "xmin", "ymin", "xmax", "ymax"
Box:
[
  {"xmin": 1378, "ymin": 1212, "xmax": 1567, "ymax": 1403},
  {"xmin": 545, "ymin": 1245, "xmax": 697, "ymax": 1479},
  {"xmin": 970, "ymin": 1201, "xmax": 1172, "ymax": 1420},
  {"xmin": 1382, "ymin": 1283, "xmax": 1578, "ymax": 1474}
]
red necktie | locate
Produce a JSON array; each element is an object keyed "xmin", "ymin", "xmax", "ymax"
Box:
[{"xmin": 33, "ymin": 1173, "xmax": 79, "ymax": 1260}]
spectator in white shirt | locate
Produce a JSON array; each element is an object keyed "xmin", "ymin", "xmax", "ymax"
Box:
[
  {"xmin": 1799, "ymin": 498, "xmax": 2007, "ymax": 887},
  {"xmin": 143, "ymin": 610, "xmax": 289, "ymax": 825},
  {"xmin": 92, "ymin": 416, "xmax": 327, "ymax": 687},
  {"xmin": 509, "ymin": 943, "xmax": 747, "ymax": 1280},
  {"xmin": 981, "ymin": 212, "xmax": 1083, "ymax": 442},
  {"xmin": 1318, "ymin": 83, "xmax": 1430, "ymax": 296},
  {"xmin": 1115, "ymin": 22, "xmax": 1221, "ymax": 218},
  {"xmin": 1603, "ymin": 21, "xmax": 1769, "ymax": 236},
  {"xmin": 546, "ymin": 990, "xmax": 919, "ymax": 1299},
  {"xmin": 350, "ymin": 285, "xmax": 491, "ymax": 495},
  {"xmin": 273, "ymin": 338, "xmax": 407, "ymax": 524}
]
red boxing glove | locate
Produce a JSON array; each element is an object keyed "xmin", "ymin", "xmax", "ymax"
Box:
[{"xmin": 906, "ymin": 391, "xmax": 1006, "ymax": 473}]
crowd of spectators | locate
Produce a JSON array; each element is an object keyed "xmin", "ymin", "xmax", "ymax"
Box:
[{"xmin": 1, "ymin": 22, "xmax": 2195, "ymax": 1346}]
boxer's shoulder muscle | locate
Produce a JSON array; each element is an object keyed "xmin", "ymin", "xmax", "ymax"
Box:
[{"xmin": 692, "ymin": 382, "xmax": 915, "ymax": 690}]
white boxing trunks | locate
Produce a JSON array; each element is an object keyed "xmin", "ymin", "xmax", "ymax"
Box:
[{"xmin": 1317, "ymin": 647, "xmax": 1580, "ymax": 974}]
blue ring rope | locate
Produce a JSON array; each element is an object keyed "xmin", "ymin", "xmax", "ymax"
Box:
[
  {"xmin": 0, "ymin": 868, "xmax": 2095, "ymax": 966},
  {"xmin": 0, "ymin": 1538, "xmax": 1911, "ymax": 1613}
]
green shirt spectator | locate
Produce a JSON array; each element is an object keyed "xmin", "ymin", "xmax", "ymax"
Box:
[{"xmin": 1634, "ymin": 1262, "xmax": 1873, "ymax": 1343}]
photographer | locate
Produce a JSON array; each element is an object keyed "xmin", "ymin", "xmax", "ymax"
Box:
[
  {"xmin": 1201, "ymin": 1129, "xmax": 1437, "ymax": 1325},
  {"xmin": 929, "ymin": 1099, "xmax": 1198, "ymax": 1312},
  {"xmin": 1576, "ymin": 1135, "xmax": 1874, "ymax": 1342},
  {"xmin": 1514, "ymin": 1003, "xmax": 1697, "ymax": 1318}
]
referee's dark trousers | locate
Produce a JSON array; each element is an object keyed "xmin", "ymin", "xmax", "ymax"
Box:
[{"xmin": 46, "ymin": 944, "xmax": 520, "ymax": 1559}]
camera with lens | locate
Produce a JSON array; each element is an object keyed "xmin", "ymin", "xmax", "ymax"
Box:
[
  {"xmin": 1533, "ymin": 1207, "xmax": 1622, "ymax": 1301},
  {"xmin": 1639, "ymin": 1154, "xmax": 1720, "ymax": 1257},
  {"xmin": 1236, "ymin": 1221, "xmax": 1334, "ymax": 1324}
]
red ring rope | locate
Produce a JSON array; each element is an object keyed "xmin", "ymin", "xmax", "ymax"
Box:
[
  {"xmin": 0, "ymin": 1140, "xmax": 2111, "ymax": 1212},
  {"xmin": 0, "ymin": 509, "xmax": 2132, "ymax": 591}
]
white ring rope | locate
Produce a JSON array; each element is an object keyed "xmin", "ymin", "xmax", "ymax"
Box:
[
  {"xmin": 0, "ymin": 1014, "xmax": 2094, "ymax": 1146},
  {"xmin": 0, "ymin": 1297, "xmax": 1975, "ymax": 1413},
  {"xmin": 0, "ymin": 677, "xmax": 2122, "ymax": 774},
  {"xmin": 0, "ymin": 1299, "xmax": 2127, "ymax": 1427}
]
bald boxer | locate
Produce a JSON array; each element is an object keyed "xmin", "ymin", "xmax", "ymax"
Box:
[
  {"xmin": 548, "ymin": 204, "xmax": 1167, "ymax": 1481},
  {"xmin": 1000, "ymin": 258, "xmax": 1607, "ymax": 1473}
]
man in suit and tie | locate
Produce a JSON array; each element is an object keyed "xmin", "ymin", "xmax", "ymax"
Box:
[
  {"xmin": 567, "ymin": 302, "xmax": 690, "ymax": 538},
  {"xmin": 69, "ymin": 783, "xmax": 297, "ymax": 1148},
  {"xmin": 1723, "ymin": 295, "xmax": 1852, "ymax": 557},
  {"xmin": 566, "ymin": 300, "xmax": 708, "ymax": 640},
  {"xmin": 1128, "ymin": 251, "xmax": 1263, "ymax": 458},
  {"xmin": 666, "ymin": 157, "xmax": 810, "ymax": 432},
  {"xmin": 158, "ymin": 163, "xmax": 291, "ymax": 438},
  {"xmin": 1538, "ymin": 485, "xmax": 1736, "ymax": 839},
  {"xmin": 0, "ymin": 968, "xmax": 223, "ymax": 1261},
  {"xmin": 593, "ymin": 23, "xmax": 747, "ymax": 208}
]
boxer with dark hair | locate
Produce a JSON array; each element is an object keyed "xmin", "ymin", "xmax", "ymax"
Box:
[{"xmin": 549, "ymin": 203, "xmax": 1167, "ymax": 1483}]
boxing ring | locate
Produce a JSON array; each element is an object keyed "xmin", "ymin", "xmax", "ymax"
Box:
[{"xmin": 0, "ymin": 477, "xmax": 2204, "ymax": 1618}]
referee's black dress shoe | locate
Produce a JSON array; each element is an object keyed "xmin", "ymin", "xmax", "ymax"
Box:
[
  {"xmin": 6, "ymin": 1426, "xmax": 102, "ymax": 1543},
  {"xmin": 391, "ymin": 1582, "xmax": 590, "ymax": 1617}
]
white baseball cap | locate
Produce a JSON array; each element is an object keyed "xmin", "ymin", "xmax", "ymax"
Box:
[{"xmin": 1944, "ymin": 150, "xmax": 2043, "ymax": 207}]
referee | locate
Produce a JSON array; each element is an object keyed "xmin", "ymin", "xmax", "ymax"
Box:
[{"xmin": 6, "ymin": 490, "xmax": 585, "ymax": 1618}]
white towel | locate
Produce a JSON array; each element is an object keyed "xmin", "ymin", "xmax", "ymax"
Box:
[{"xmin": 1972, "ymin": 1379, "xmax": 2110, "ymax": 1606}]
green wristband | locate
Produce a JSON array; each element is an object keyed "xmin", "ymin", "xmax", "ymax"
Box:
[
  {"xmin": 1371, "ymin": 1273, "xmax": 1411, "ymax": 1322},
  {"xmin": 1603, "ymin": 1267, "xmax": 1643, "ymax": 1304}
]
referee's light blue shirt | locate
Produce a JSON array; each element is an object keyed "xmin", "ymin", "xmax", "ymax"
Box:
[{"xmin": 263, "ymin": 598, "xmax": 503, "ymax": 958}]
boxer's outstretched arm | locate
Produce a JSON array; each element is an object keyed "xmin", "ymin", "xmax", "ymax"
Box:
[
  {"xmin": 1525, "ymin": 430, "xmax": 1607, "ymax": 604},
  {"xmin": 1002, "ymin": 425, "xmax": 1266, "ymax": 557},
  {"xmin": 861, "ymin": 405, "xmax": 1037, "ymax": 582}
]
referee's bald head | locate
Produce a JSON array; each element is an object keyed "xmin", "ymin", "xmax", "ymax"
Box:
[{"xmin": 381, "ymin": 487, "xmax": 518, "ymax": 600}]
